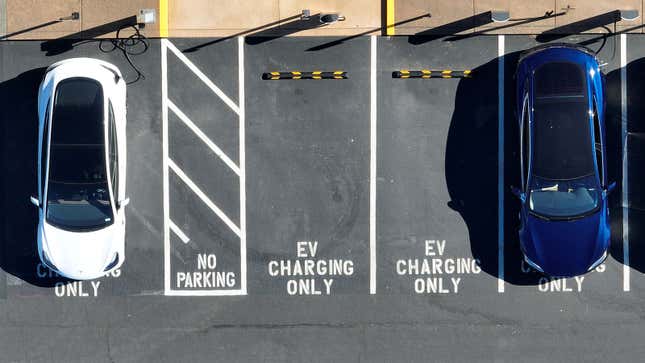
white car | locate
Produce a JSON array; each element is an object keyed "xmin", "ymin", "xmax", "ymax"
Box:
[{"xmin": 31, "ymin": 58, "xmax": 128, "ymax": 280}]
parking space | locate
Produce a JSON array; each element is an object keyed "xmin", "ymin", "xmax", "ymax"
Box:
[
  {"xmin": 502, "ymin": 35, "xmax": 624, "ymax": 298},
  {"xmin": 162, "ymin": 38, "xmax": 245, "ymax": 295},
  {"xmin": 376, "ymin": 36, "xmax": 499, "ymax": 298},
  {"xmin": 0, "ymin": 39, "xmax": 163, "ymax": 298},
  {"xmin": 245, "ymin": 37, "xmax": 371, "ymax": 295}
]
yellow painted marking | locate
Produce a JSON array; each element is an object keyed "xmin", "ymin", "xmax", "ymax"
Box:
[
  {"xmin": 442, "ymin": 70, "xmax": 452, "ymax": 75},
  {"xmin": 333, "ymin": 71, "xmax": 344, "ymax": 75},
  {"xmin": 159, "ymin": 0, "xmax": 169, "ymax": 37},
  {"xmin": 421, "ymin": 70, "xmax": 431, "ymax": 75},
  {"xmin": 313, "ymin": 71, "xmax": 322, "ymax": 75},
  {"xmin": 386, "ymin": 0, "xmax": 395, "ymax": 36},
  {"xmin": 334, "ymin": 76, "xmax": 343, "ymax": 79},
  {"xmin": 291, "ymin": 72, "xmax": 302, "ymax": 75},
  {"xmin": 463, "ymin": 70, "xmax": 472, "ymax": 75},
  {"xmin": 270, "ymin": 72, "xmax": 280, "ymax": 76}
]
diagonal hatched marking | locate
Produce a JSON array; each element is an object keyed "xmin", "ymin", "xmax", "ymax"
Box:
[
  {"xmin": 168, "ymin": 99, "xmax": 241, "ymax": 176},
  {"xmin": 169, "ymin": 220, "xmax": 191, "ymax": 244},
  {"xmin": 169, "ymin": 158, "xmax": 241, "ymax": 238},
  {"xmin": 164, "ymin": 39, "xmax": 240, "ymax": 115}
]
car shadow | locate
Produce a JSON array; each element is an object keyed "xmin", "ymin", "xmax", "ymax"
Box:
[
  {"xmin": 446, "ymin": 50, "xmax": 544, "ymax": 285},
  {"xmin": 608, "ymin": 57, "xmax": 645, "ymax": 272},
  {"xmin": 0, "ymin": 68, "xmax": 70, "ymax": 287}
]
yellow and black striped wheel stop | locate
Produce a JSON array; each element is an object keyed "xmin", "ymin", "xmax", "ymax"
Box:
[
  {"xmin": 392, "ymin": 70, "xmax": 472, "ymax": 79},
  {"xmin": 262, "ymin": 71, "xmax": 348, "ymax": 80}
]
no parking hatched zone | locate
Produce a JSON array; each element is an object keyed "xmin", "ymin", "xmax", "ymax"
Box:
[{"xmin": 161, "ymin": 38, "xmax": 247, "ymax": 296}]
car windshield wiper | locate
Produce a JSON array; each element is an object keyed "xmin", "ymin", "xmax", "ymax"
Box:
[
  {"xmin": 529, "ymin": 206, "xmax": 599, "ymax": 222},
  {"xmin": 528, "ymin": 210, "xmax": 552, "ymax": 221}
]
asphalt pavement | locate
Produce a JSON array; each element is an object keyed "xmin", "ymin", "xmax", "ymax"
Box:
[{"xmin": 0, "ymin": 34, "xmax": 645, "ymax": 362}]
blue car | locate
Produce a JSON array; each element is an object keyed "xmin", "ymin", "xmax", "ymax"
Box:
[{"xmin": 513, "ymin": 43, "xmax": 616, "ymax": 277}]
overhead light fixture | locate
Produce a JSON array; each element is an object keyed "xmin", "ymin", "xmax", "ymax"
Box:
[
  {"xmin": 620, "ymin": 9, "xmax": 639, "ymax": 21},
  {"xmin": 58, "ymin": 12, "xmax": 80, "ymax": 21},
  {"xmin": 491, "ymin": 10, "xmax": 510, "ymax": 23},
  {"xmin": 319, "ymin": 13, "xmax": 346, "ymax": 24}
]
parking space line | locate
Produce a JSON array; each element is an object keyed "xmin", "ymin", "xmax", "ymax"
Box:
[
  {"xmin": 167, "ymin": 99, "xmax": 241, "ymax": 176},
  {"xmin": 162, "ymin": 39, "xmax": 171, "ymax": 294},
  {"xmin": 165, "ymin": 40, "xmax": 241, "ymax": 115},
  {"xmin": 238, "ymin": 36, "xmax": 247, "ymax": 295},
  {"xmin": 498, "ymin": 35, "xmax": 505, "ymax": 294},
  {"xmin": 370, "ymin": 35, "xmax": 377, "ymax": 295},
  {"xmin": 621, "ymin": 33, "xmax": 630, "ymax": 292},
  {"xmin": 169, "ymin": 220, "xmax": 191, "ymax": 244},
  {"xmin": 165, "ymin": 289, "xmax": 244, "ymax": 296},
  {"xmin": 168, "ymin": 158, "xmax": 242, "ymax": 237}
]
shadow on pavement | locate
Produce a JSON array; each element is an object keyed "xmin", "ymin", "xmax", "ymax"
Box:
[
  {"xmin": 446, "ymin": 49, "xmax": 543, "ymax": 285},
  {"xmin": 0, "ymin": 68, "xmax": 69, "ymax": 287},
  {"xmin": 610, "ymin": 57, "xmax": 645, "ymax": 272}
]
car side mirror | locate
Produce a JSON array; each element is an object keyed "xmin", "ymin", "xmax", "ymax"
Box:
[
  {"xmin": 511, "ymin": 186, "xmax": 526, "ymax": 203},
  {"xmin": 604, "ymin": 181, "xmax": 617, "ymax": 197},
  {"xmin": 30, "ymin": 196, "xmax": 40, "ymax": 207},
  {"xmin": 118, "ymin": 197, "xmax": 130, "ymax": 208}
]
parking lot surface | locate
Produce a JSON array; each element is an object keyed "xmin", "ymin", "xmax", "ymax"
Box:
[{"xmin": 1, "ymin": 34, "xmax": 645, "ymax": 362}]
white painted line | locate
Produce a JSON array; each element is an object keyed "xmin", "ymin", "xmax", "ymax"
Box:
[
  {"xmin": 161, "ymin": 39, "xmax": 171, "ymax": 295},
  {"xmin": 168, "ymin": 158, "xmax": 242, "ymax": 238},
  {"xmin": 497, "ymin": 35, "xmax": 505, "ymax": 294},
  {"xmin": 621, "ymin": 33, "xmax": 630, "ymax": 292},
  {"xmin": 369, "ymin": 35, "xmax": 377, "ymax": 295},
  {"xmin": 165, "ymin": 39, "xmax": 241, "ymax": 115},
  {"xmin": 169, "ymin": 220, "xmax": 191, "ymax": 244},
  {"xmin": 165, "ymin": 289, "xmax": 245, "ymax": 296},
  {"xmin": 238, "ymin": 36, "xmax": 248, "ymax": 295},
  {"xmin": 167, "ymin": 99, "xmax": 241, "ymax": 176}
]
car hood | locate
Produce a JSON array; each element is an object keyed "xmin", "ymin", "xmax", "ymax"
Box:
[
  {"xmin": 524, "ymin": 209, "xmax": 609, "ymax": 277},
  {"xmin": 40, "ymin": 221, "xmax": 122, "ymax": 280}
]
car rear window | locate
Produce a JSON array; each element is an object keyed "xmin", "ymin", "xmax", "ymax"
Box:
[
  {"xmin": 50, "ymin": 78, "xmax": 104, "ymax": 145},
  {"xmin": 534, "ymin": 62, "xmax": 585, "ymax": 98}
]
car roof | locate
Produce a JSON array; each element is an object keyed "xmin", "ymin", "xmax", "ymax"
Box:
[{"xmin": 531, "ymin": 61, "xmax": 595, "ymax": 180}]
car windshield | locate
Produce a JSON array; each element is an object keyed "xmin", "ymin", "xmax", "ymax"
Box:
[
  {"xmin": 45, "ymin": 78, "xmax": 113, "ymax": 231},
  {"xmin": 529, "ymin": 175, "xmax": 600, "ymax": 218}
]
